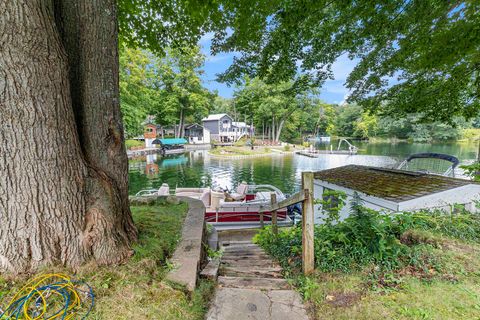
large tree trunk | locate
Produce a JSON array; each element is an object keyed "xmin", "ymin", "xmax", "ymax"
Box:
[
  {"xmin": 275, "ymin": 119, "xmax": 285, "ymax": 142},
  {"xmin": 275, "ymin": 108, "xmax": 296, "ymax": 142},
  {"xmin": 272, "ymin": 116, "xmax": 275, "ymax": 142},
  {"xmin": 0, "ymin": 0, "xmax": 136, "ymax": 273},
  {"xmin": 275, "ymin": 118, "xmax": 285, "ymax": 142},
  {"xmin": 178, "ymin": 107, "xmax": 184, "ymax": 138}
]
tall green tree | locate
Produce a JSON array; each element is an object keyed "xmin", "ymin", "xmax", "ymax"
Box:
[
  {"xmin": 154, "ymin": 46, "xmax": 211, "ymax": 137},
  {"xmin": 119, "ymin": 47, "xmax": 158, "ymax": 137},
  {"xmin": 234, "ymin": 78, "xmax": 320, "ymax": 142},
  {"xmin": 1, "ymin": 0, "xmax": 138, "ymax": 273},
  {"xmin": 211, "ymin": 1, "xmax": 479, "ymax": 121}
]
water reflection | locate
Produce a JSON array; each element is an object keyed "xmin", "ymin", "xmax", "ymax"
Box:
[
  {"xmin": 129, "ymin": 141, "xmax": 477, "ymax": 194},
  {"xmin": 318, "ymin": 139, "xmax": 478, "ymax": 160},
  {"xmin": 129, "ymin": 141, "xmax": 478, "ymax": 195}
]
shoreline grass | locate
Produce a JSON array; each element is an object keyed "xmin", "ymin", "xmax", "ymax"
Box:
[
  {"xmin": 0, "ymin": 203, "xmax": 214, "ymax": 320},
  {"xmin": 209, "ymin": 146, "xmax": 272, "ymax": 156}
]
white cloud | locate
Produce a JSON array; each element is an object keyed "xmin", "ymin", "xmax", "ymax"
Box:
[
  {"xmin": 199, "ymin": 32, "xmax": 215, "ymax": 44},
  {"xmin": 323, "ymin": 80, "xmax": 348, "ymax": 94},
  {"xmin": 340, "ymin": 91, "xmax": 351, "ymax": 105},
  {"xmin": 330, "ymin": 53, "xmax": 358, "ymax": 81},
  {"xmin": 205, "ymin": 53, "xmax": 232, "ymax": 62}
]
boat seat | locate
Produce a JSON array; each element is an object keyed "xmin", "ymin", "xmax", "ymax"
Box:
[
  {"xmin": 229, "ymin": 182, "xmax": 248, "ymax": 201},
  {"xmin": 157, "ymin": 183, "xmax": 170, "ymax": 196}
]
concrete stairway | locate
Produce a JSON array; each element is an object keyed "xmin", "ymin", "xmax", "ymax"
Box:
[{"xmin": 206, "ymin": 240, "xmax": 309, "ymax": 320}]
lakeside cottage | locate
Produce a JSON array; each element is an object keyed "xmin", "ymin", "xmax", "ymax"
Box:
[
  {"xmin": 313, "ymin": 165, "xmax": 480, "ymax": 224},
  {"xmin": 202, "ymin": 113, "xmax": 254, "ymax": 143},
  {"xmin": 141, "ymin": 114, "xmax": 253, "ymax": 146},
  {"xmin": 184, "ymin": 123, "xmax": 211, "ymax": 144}
]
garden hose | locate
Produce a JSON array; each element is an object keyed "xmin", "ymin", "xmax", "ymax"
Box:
[{"xmin": 0, "ymin": 273, "xmax": 94, "ymax": 320}]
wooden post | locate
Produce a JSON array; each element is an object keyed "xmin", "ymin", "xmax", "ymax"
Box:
[
  {"xmin": 270, "ymin": 192, "xmax": 278, "ymax": 235},
  {"xmin": 260, "ymin": 211, "xmax": 264, "ymax": 228},
  {"xmin": 301, "ymin": 171, "xmax": 315, "ymax": 275}
]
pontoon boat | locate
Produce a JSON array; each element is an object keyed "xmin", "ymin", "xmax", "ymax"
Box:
[{"xmin": 135, "ymin": 182, "xmax": 292, "ymax": 228}]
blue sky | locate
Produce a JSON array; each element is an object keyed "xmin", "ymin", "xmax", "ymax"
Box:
[{"xmin": 199, "ymin": 33, "xmax": 359, "ymax": 104}]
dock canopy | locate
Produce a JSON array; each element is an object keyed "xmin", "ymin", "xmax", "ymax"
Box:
[{"xmin": 152, "ymin": 138, "xmax": 187, "ymax": 145}]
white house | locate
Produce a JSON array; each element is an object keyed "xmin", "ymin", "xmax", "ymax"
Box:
[
  {"xmin": 184, "ymin": 123, "xmax": 211, "ymax": 144},
  {"xmin": 202, "ymin": 114, "xmax": 254, "ymax": 143},
  {"xmin": 312, "ymin": 165, "xmax": 480, "ymax": 224}
]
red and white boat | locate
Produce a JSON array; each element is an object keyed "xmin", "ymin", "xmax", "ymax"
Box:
[{"xmin": 136, "ymin": 182, "xmax": 293, "ymax": 229}]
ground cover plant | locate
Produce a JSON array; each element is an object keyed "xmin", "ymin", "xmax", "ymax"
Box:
[
  {"xmin": 0, "ymin": 202, "xmax": 213, "ymax": 320},
  {"xmin": 254, "ymin": 195, "xmax": 480, "ymax": 319}
]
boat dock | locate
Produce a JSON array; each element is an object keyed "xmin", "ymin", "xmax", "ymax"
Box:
[
  {"xmin": 298, "ymin": 149, "xmax": 357, "ymax": 157},
  {"xmin": 299, "ymin": 138, "xmax": 358, "ymax": 157}
]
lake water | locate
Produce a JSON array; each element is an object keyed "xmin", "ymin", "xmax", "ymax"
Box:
[{"xmin": 128, "ymin": 141, "xmax": 478, "ymax": 195}]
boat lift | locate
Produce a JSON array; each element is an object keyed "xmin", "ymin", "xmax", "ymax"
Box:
[
  {"xmin": 298, "ymin": 138, "xmax": 358, "ymax": 157},
  {"xmin": 336, "ymin": 138, "xmax": 358, "ymax": 154},
  {"xmin": 397, "ymin": 152, "xmax": 460, "ymax": 177}
]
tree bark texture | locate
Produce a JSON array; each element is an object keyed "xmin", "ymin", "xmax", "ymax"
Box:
[{"xmin": 0, "ymin": 0, "xmax": 136, "ymax": 273}]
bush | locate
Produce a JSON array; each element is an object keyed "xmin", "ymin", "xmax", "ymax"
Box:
[
  {"xmin": 461, "ymin": 128, "xmax": 480, "ymax": 141},
  {"xmin": 460, "ymin": 162, "xmax": 480, "ymax": 181},
  {"xmin": 255, "ymin": 207, "xmax": 480, "ymax": 276},
  {"xmin": 125, "ymin": 139, "xmax": 144, "ymax": 149},
  {"xmin": 284, "ymin": 144, "xmax": 291, "ymax": 152}
]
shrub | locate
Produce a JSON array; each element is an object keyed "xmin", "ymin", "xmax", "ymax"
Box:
[
  {"xmin": 255, "ymin": 207, "xmax": 480, "ymax": 276},
  {"xmin": 284, "ymin": 144, "xmax": 291, "ymax": 152},
  {"xmin": 460, "ymin": 162, "xmax": 480, "ymax": 181},
  {"xmin": 461, "ymin": 128, "xmax": 480, "ymax": 141},
  {"xmin": 125, "ymin": 139, "xmax": 144, "ymax": 149}
]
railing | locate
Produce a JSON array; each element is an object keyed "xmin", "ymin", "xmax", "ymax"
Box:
[
  {"xmin": 258, "ymin": 172, "xmax": 315, "ymax": 275},
  {"xmin": 337, "ymin": 138, "xmax": 358, "ymax": 153}
]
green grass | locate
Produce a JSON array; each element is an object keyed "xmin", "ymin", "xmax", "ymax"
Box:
[
  {"xmin": 209, "ymin": 146, "xmax": 270, "ymax": 156},
  {"xmin": 255, "ymin": 208, "xmax": 480, "ymax": 319},
  {"xmin": 303, "ymin": 240, "xmax": 480, "ymax": 319},
  {"xmin": 125, "ymin": 139, "xmax": 144, "ymax": 149},
  {"xmin": 0, "ymin": 203, "xmax": 214, "ymax": 320}
]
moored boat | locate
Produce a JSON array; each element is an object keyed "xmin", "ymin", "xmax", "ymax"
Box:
[{"xmin": 135, "ymin": 182, "xmax": 292, "ymax": 228}]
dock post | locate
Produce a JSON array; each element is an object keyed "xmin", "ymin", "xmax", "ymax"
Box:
[
  {"xmin": 270, "ymin": 192, "xmax": 278, "ymax": 235},
  {"xmin": 260, "ymin": 211, "xmax": 264, "ymax": 228},
  {"xmin": 301, "ymin": 171, "xmax": 315, "ymax": 275}
]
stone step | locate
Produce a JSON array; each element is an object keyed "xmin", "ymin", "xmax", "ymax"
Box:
[
  {"xmin": 221, "ymin": 258, "xmax": 279, "ymax": 268},
  {"xmin": 223, "ymin": 249, "xmax": 266, "ymax": 255},
  {"xmin": 222, "ymin": 253, "xmax": 271, "ymax": 260},
  {"xmin": 206, "ymin": 288, "xmax": 310, "ymax": 320},
  {"xmin": 223, "ymin": 246, "xmax": 264, "ymax": 252},
  {"xmin": 218, "ymin": 276, "xmax": 291, "ymax": 290},
  {"xmin": 221, "ymin": 240, "xmax": 254, "ymax": 246},
  {"xmin": 200, "ymin": 258, "xmax": 221, "ymax": 280},
  {"xmin": 220, "ymin": 265, "xmax": 283, "ymax": 278}
]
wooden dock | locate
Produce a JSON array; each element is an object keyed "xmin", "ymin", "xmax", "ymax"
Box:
[{"xmin": 298, "ymin": 150, "xmax": 357, "ymax": 157}]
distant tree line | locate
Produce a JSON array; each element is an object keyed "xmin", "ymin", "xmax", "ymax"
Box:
[
  {"xmin": 120, "ymin": 49, "xmax": 479, "ymax": 143},
  {"xmin": 328, "ymin": 104, "xmax": 479, "ymax": 142}
]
